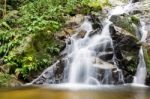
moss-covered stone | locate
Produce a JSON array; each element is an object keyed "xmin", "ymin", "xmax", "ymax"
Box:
[
  {"xmin": 110, "ymin": 25, "xmax": 140, "ymax": 83},
  {"xmin": 110, "ymin": 15, "xmax": 140, "ymax": 37}
]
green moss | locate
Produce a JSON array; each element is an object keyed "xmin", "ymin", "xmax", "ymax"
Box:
[
  {"xmin": 126, "ymin": 57, "xmax": 138, "ymax": 75},
  {"xmin": 131, "ymin": 15, "xmax": 140, "ymax": 26},
  {"xmin": 110, "ymin": 15, "xmax": 139, "ymax": 36},
  {"xmin": 120, "ymin": 17, "xmax": 135, "ymax": 35}
]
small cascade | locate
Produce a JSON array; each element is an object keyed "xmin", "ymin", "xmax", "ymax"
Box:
[
  {"xmin": 110, "ymin": 0, "xmax": 134, "ymax": 15},
  {"xmin": 66, "ymin": 1, "xmax": 135, "ymax": 84},
  {"xmin": 133, "ymin": 20, "xmax": 148, "ymax": 85},
  {"xmin": 67, "ymin": 18, "xmax": 117, "ymax": 84}
]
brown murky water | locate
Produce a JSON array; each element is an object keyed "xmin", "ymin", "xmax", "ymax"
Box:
[{"xmin": 0, "ymin": 85, "xmax": 150, "ymax": 99}]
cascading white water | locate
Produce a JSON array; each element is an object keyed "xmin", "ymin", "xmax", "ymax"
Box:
[
  {"xmin": 66, "ymin": 1, "xmax": 136, "ymax": 84},
  {"xmin": 110, "ymin": 1, "xmax": 133, "ymax": 15},
  {"xmin": 67, "ymin": 18, "xmax": 115, "ymax": 84},
  {"xmin": 133, "ymin": 20, "xmax": 148, "ymax": 85}
]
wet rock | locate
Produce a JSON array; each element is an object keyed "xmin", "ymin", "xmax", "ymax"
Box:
[
  {"xmin": 132, "ymin": 0, "xmax": 140, "ymax": 3},
  {"xmin": 124, "ymin": 0, "xmax": 150, "ymax": 85},
  {"xmin": 88, "ymin": 28, "xmax": 101, "ymax": 37},
  {"xmin": 110, "ymin": 15, "xmax": 137, "ymax": 36},
  {"xmin": 93, "ymin": 58, "xmax": 115, "ymax": 69},
  {"xmin": 66, "ymin": 14, "xmax": 84, "ymax": 27},
  {"xmin": 92, "ymin": 23, "xmax": 102, "ymax": 30},
  {"xmin": 32, "ymin": 59, "xmax": 67, "ymax": 85},
  {"xmin": 98, "ymin": 51, "xmax": 114, "ymax": 62},
  {"xmin": 110, "ymin": 25, "xmax": 140, "ymax": 83},
  {"xmin": 94, "ymin": 67, "xmax": 124, "ymax": 84},
  {"xmin": 91, "ymin": 58, "xmax": 124, "ymax": 84},
  {"xmin": 90, "ymin": 14, "xmax": 103, "ymax": 30},
  {"xmin": 124, "ymin": 75, "xmax": 133, "ymax": 83},
  {"xmin": 76, "ymin": 30, "xmax": 86, "ymax": 38},
  {"xmin": 146, "ymin": 76, "xmax": 150, "ymax": 86}
]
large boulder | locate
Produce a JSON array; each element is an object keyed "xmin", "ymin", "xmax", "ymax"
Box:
[
  {"xmin": 129, "ymin": 0, "xmax": 150, "ymax": 85},
  {"xmin": 92, "ymin": 58, "xmax": 124, "ymax": 84},
  {"xmin": 31, "ymin": 59, "xmax": 66, "ymax": 84},
  {"xmin": 109, "ymin": 0, "xmax": 150, "ymax": 84},
  {"xmin": 110, "ymin": 15, "xmax": 138, "ymax": 36},
  {"xmin": 110, "ymin": 25, "xmax": 140, "ymax": 83}
]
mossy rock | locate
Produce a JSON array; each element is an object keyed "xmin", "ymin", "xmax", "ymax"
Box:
[
  {"xmin": 110, "ymin": 15, "xmax": 140, "ymax": 37},
  {"xmin": 110, "ymin": 25, "xmax": 140, "ymax": 83}
]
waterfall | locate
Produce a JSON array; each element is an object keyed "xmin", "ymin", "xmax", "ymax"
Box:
[
  {"xmin": 66, "ymin": 1, "xmax": 136, "ymax": 85},
  {"xmin": 133, "ymin": 20, "xmax": 148, "ymax": 85},
  {"xmin": 67, "ymin": 18, "xmax": 116, "ymax": 84},
  {"xmin": 31, "ymin": 0, "xmax": 148, "ymax": 86}
]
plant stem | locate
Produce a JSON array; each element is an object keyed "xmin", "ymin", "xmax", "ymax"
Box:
[{"xmin": 3, "ymin": 0, "xmax": 7, "ymax": 18}]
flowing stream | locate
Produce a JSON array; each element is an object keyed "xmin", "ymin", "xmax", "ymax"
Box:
[{"xmin": 67, "ymin": 18, "xmax": 117, "ymax": 84}]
